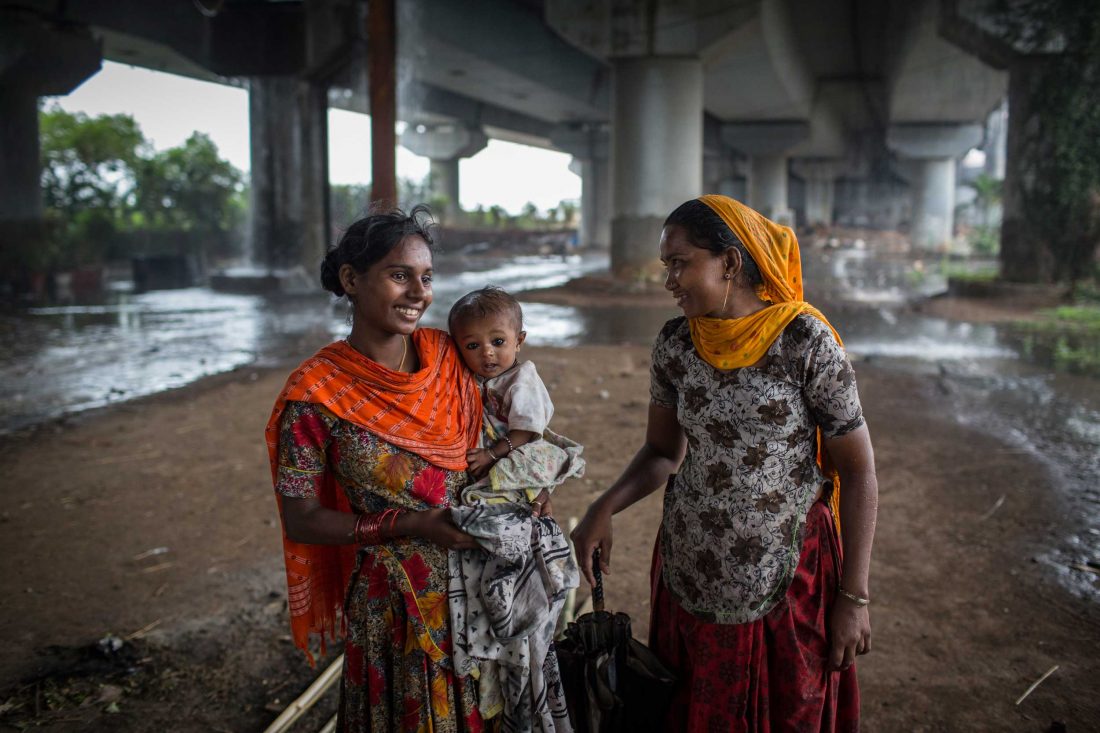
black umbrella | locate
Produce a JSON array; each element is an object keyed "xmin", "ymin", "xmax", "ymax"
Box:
[{"xmin": 555, "ymin": 551, "xmax": 676, "ymax": 733}]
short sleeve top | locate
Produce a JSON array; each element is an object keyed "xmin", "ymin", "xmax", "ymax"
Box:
[{"xmin": 650, "ymin": 314, "xmax": 864, "ymax": 623}]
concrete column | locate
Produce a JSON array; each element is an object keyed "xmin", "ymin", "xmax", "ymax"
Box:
[
  {"xmin": 749, "ymin": 155, "xmax": 791, "ymax": 224},
  {"xmin": 721, "ymin": 122, "xmax": 809, "ymax": 227},
  {"xmin": 400, "ymin": 124, "xmax": 488, "ymax": 225},
  {"xmin": 611, "ymin": 56, "xmax": 703, "ymax": 277},
  {"xmin": 792, "ymin": 160, "xmax": 842, "ymax": 227},
  {"xmin": 569, "ymin": 156, "xmax": 611, "ymax": 249},
  {"xmin": 888, "ymin": 123, "xmax": 983, "ymax": 251},
  {"xmin": 984, "ymin": 100, "xmax": 1007, "ymax": 180},
  {"xmin": 703, "ymin": 150, "xmax": 745, "ymax": 199},
  {"xmin": 911, "ymin": 158, "xmax": 956, "ymax": 250},
  {"xmin": 0, "ymin": 11, "xmax": 99, "ymax": 291},
  {"xmin": 249, "ymin": 76, "xmax": 330, "ymax": 273},
  {"xmin": 0, "ymin": 86, "xmax": 43, "ymax": 250},
  {"xmin": 554, "ymin": 124, "xmax": 610, "ymax": 250},
  {"xmin": 428, "ymin": 158, "xmax": 460, "ymax": 222}
]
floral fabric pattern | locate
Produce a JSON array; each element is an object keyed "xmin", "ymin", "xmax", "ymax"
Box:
[
  {"xmin": 276, "ymin": 400, "xmax": 483, "ymax": 733},
  {"xmin": 649, "ymin": 315, "xmax": 864, "ymax": 624}
]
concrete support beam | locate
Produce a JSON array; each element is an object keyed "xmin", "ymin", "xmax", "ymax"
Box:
[
  {"xmin": 984, "ymin": 100, "xmax": 1007, "ymax": 180},
  {"xmin": 0, "ymin": 85, "xmax": 44, "ymax": 254},
  {"xmin": 792, "ymin": 160, "xmax": 843, "ymax": 227},
  {"xmin": 0, "ymin": 10, "xmax": 101, "ymax": 272},
  {"xmin": 248, "ymin": 76, "xmax": 330, "ymax": 274},
  {"xmin": 703, "ymin": 150, "xmax": 746, "ymax": 199},
  {"xmin": 553, "ymin": 124, "xmax": 610, "ymax": 249},
  {"xmin": 722, "ymin": 122, "xmax": 809, "ymax": 225},
  {"xmin": 569, "ymin": 157, "xmax": 611, "ymax": 250},
  {"xmin": 401, "ymin": 124, "xmax": 488, "ymax": 223},
  {"xmin": 888, "ymin": 123, "xmax": 982, "ymax": 250},
  {"xmin": 611, "ymin": 57, "xmax": 703, "ymax": 277},
  {"xmin": 749, "ymin": 156, "xmax": 792, "ymax": 225}
]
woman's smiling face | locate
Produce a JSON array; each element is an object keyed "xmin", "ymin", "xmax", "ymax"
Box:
[
  {"xmin": 346, "ymin": 235, "xmax": 434, "ymax": 337},
  {"xmin": 659, "ymin": 225, "xmax": 731, "ymax": 319}
]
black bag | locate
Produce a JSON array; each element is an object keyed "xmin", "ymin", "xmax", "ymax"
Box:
[{"xmin": 556, "ymin": 553, "xmax": 676, "ymax": 733}]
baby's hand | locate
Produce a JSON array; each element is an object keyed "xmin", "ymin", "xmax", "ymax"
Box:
[{"xmin": 465, "ymin": 448, "xmax": 496, "ymax": 479}]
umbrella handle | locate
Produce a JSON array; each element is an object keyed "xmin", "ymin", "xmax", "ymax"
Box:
[{"xmin": 592, "ymin": 549, "xmax": 605, "ymax": 612}]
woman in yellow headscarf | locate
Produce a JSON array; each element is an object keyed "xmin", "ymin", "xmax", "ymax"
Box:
[{"xmin": 572, "ymin": 195, "xmax": 878, "ymax": 732}]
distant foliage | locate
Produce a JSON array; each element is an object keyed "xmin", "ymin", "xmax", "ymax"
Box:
[{"xmin": 36, "ymin": 105, "xmax": 245, "ymax": 268}]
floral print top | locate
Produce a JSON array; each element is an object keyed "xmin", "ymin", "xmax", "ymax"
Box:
[
  {"xmin": 275, "ymin": 400, "xmax": 468, "ymax": 669},
  {"xmin": 651, "ymin": 314, "xmax": 864, "ymax": 624}
]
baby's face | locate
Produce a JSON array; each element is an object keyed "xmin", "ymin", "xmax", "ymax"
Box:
[{"xmin": 453, "ymin": 315, "xmax": 526, "ymax": 379}]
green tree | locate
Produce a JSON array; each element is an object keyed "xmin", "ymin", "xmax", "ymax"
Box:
[
  {"xmin": 134, "ymin": 133, "xmax": 244, "ymax": 238},
  {"xmin": 36, "ymin": 107, "xmax": 245, "ymax": 268},
  {"xmin": 39, "ymin": 105, "xmax": 145, "ymax": 264}
]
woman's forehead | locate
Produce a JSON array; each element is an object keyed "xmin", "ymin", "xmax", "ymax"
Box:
[
  {"xmin": 659, "ymin": 226, "xmax": 701, "ymax": 257},
  {"xmin": 378, "ymin": 236, "xmax": 432, "ymax": 267}
]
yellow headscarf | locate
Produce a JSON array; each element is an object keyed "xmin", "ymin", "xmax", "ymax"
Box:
[
  {"xmin": 688, "ymin": 194, "xmax": 844, "ymax": 528},
  {"xmin": 688, "ymin": 194, "xmax": 840, "ymax": 367}
]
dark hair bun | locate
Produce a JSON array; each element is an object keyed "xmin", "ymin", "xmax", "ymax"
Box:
[
  {"xmin": 319, "ymin": 204, "xmax": 436, "ymax": 297},
  {"xmin": 320, "ymin": 251, "xmax": 345, "ymax": 296}
]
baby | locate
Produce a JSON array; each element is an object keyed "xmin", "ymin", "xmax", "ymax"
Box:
[{"xmin": 446, "ymin": 286, "xmax": 582, "ymax": 733}]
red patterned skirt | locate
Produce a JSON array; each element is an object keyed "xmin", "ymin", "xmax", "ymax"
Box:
[{"xmin": 649, "ymin": 500, "xmax": 860, "ymax": 733}]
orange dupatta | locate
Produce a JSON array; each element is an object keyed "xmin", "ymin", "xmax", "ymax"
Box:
[
  {"xmin": 264, "ymin": 328, "xmax": 482, "ymax": 662},
  {"xmin": 690, "ymin": 194, "xmax": 844, "ymax": 529}
]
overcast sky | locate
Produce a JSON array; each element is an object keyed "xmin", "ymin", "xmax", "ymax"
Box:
[{"xmin": 49, "ymin": 61, "xmax": 581, "ymax": 214}]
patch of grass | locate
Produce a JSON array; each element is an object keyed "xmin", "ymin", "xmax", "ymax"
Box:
[
  {"xmin": 1010, "ymin": 303, "xmax": 1100, "ymax": 376},
  {"xmin": 1038, "ymin": 304, "xmax": 1100, "ymax": 331},
  {"xmin": 942, "ymin": 267, "xmax": 999, "ymax": 283}
]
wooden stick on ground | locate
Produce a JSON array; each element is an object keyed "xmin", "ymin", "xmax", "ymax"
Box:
[
  {"xmin": 1015, "ymin": 665, "xmax": 1059, "ymax": 706},
  {"xmin": 979, "ymin": 494, "xmax": 1006, "ymax": 521},
  {"xmin": 263, "ymin": 654, "xmax": 344, "ymax": 733}
]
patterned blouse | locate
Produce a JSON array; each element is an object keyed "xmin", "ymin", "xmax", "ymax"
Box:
[{"xmin": 650, "ymin": 314, "xmax": 864, "ymax": 624}]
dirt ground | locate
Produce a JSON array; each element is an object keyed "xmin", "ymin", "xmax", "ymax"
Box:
[{"xmin": 1, "ymin": 290, "xmax": 1099, "ymax": 732}]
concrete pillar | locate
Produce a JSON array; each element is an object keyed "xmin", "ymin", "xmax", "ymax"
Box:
[
  {"xmin": 249, "ymin": 76, "xmax": 330, "ymax": 273},
  {"xmin": 912, "ymin": 158, "xmax": 956, "ymax": 249},
  {"xmin": 428, "ymin": 158, "xmax": 460, "ymax": 221},
  {"xmin": 888, "ymin": 123, "xmax": 983, "ymax": 251},
  {"xmin": 721, "ymin": 122, "xmax": 809, "ymax": 227},
  {"xmin": 569, "ymin": 156, "xmax": 611, "ymax": 249},
  {"xmin": 610, "ymin": 56, "xmax": 703, "ymax": 277},
  {"xmin": 749, "ymin": 155, "xmax": 791, "ymax": 224},
  {"xmin": 0, "ymin": 11, "xmax": 99, "ymax": 290},
  {"xmin": 400, "ymin": 124, "xmax": 488, "ymax": 224},
  {"xmin": 984, "ymin": 100, "xmax": 1007, "ymax": 180},
  {"xmin": 554, "ymin": 123, "xmax": 610, "ymax": 249},
  {"xmin": 0, "ymin": 86, "xmax": 43, "ymax": 249},
  {"xmin": 703, "ymin": 150, "xmax": 746, "ymax": 199},
  {"xmin": 792, "ymin": 160, "xmax": 843, "ymax": 227}
]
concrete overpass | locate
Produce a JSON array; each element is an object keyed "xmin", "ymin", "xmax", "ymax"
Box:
[{"xmin": 3, "ymin": 0, "xmax": 1018, "ymax": 278}]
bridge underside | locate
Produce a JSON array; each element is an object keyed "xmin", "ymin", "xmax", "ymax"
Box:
[{"xmin": 2, "ymin": 0, "xmax": 1036, "ymax": 278}]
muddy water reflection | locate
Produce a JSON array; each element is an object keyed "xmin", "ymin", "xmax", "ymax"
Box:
[{"xmin": 2, "ymin": 248, "xmax": 1098, "ymax": 597}]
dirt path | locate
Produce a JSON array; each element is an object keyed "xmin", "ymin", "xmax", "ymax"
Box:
[{"xmin": 1, "ymin": 340, "xmax": 1098, "ymax": 731}]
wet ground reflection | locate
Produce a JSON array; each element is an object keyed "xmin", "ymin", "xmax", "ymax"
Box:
[{"xmin": 1, "ymin": 247, "xmax": 1097, "ymax": 598}]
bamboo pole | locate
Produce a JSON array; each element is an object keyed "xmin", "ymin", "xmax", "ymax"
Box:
[{"xmin": 263, "ymin": 654, "xmax": 344, "ymax": 733}]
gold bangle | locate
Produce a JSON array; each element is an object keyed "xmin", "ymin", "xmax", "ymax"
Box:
[{"xmin": 838, "ymin": 587, "xmax": 870, "ymax": 607}]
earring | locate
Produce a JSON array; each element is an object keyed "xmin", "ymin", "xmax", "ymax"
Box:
[
  {"xmin": 723, "ymin": 273, "xmax": 731, "ymax": 280},
  {"xmin": 722, "ymin": 277, "xmax": 732, "ymax": 312}
]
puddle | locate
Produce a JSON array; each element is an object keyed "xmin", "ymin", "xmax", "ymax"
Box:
[{"xmin": 2, "ymin": 246, "xmax": 1098, "ymax": 600}]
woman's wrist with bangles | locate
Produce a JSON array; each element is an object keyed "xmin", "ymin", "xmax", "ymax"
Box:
[
  {"xmin": 837, "ymin": 586, "xmax": 870, "ymax": 607},
  {"xmin": 353, "ymin": 508, "xmax": 406, "ymax": 545}
]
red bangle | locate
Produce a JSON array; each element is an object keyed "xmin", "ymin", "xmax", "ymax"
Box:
[{"xmin": 355, "ymin": 509, "xmax": 405, "ymax": 545}]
